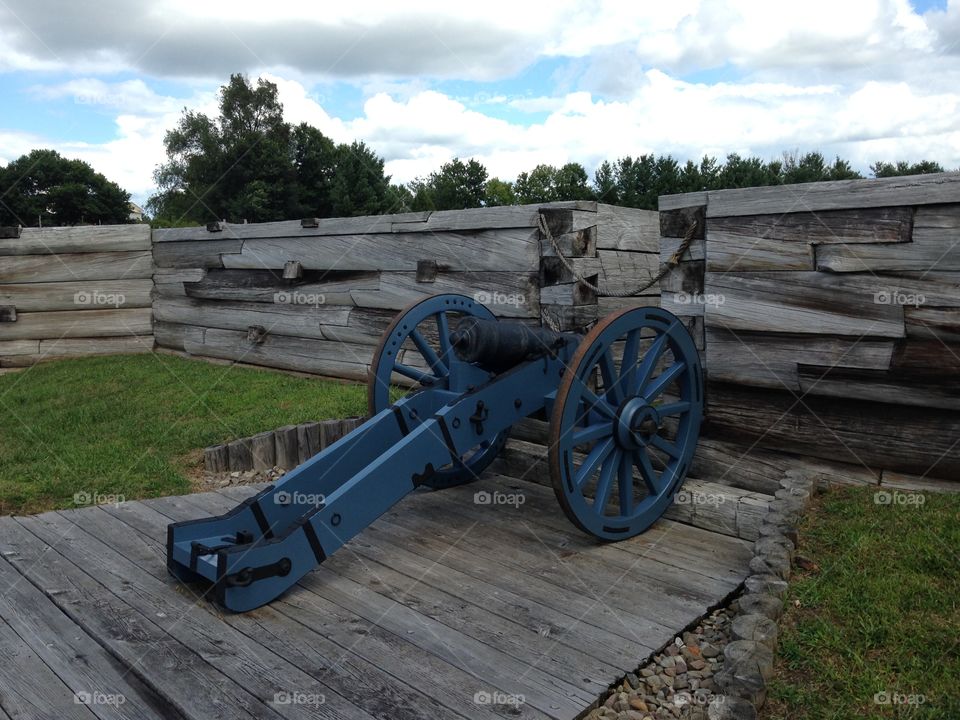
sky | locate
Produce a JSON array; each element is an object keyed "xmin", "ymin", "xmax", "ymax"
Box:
[{"xmin": 0, "ymin": 0, "xmax": 958, "ymax": 205}]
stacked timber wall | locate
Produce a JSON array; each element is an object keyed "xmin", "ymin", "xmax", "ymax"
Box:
[
  {"xmin": 152, "ymin": 203, "xmax": 658, "ymax": 379},
  {"xmin": 0, "ymin": 225, "xmax": 154, "ymax": 368},
  {"xmin": 659, "ymin": 172, "xmax": 960, "ymax": 482}
]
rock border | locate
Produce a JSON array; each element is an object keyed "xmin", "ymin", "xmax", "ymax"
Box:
[
  {"xmin": 579, "ymin": 469, "xmax": 817, "ymax": 720},
  {"xmin": 203, "ymin": 417, "xmax": 365, "ymax": 473}
]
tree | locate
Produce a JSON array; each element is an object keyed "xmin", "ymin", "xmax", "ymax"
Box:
[
  {"xmin": 593, "ymin": 161, "xmax": 618, "ymax": 204},
  {"xmin": 149, "ymin": 74, "xmax": 395, "ymax": 223},
  {"xmin": 870, "ymin": 160, "xmax": 945, "ymax": 177},
  {"xmin": 409, "ymin": 158, "xmax": 488, "ymax": 211},
  {"xmin": 484, "ymin": 178, "xmax": 516, "ymax": 207}
]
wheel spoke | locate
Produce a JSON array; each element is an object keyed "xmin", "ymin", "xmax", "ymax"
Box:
[
  {"xmin": 643, "ymin": 361, "xmax": 686, "ymax": 401},
  {"xmin": 571, "ymin": 422, "xmax": 613, "ymax": 446},
  {"xmin": 393, "ymin": 363, "xmax": 435, "ymax": 384},
  {"xmin": 575, "ymin": 437, "xmax": 615, "ymax": 488},
  {"xmin": 650, "ymin": 434, "xmax": 681, "ymax": 459},
  {"xmin": 618, "ymin": 452, "xmax": 633, "ymax": 516},
  {"xmin": 410, "ymin": 329, "xmax": 447, "ymax": 377},
  {"xmin": 634, "ymin": 332, "xmax": 668, "ymax": 396},
  {"xmin": 634, "ymin": 449, "xmax": 660, "ymax": 495},
  {"xmin": 593, "ymin": 451, "xmax": 619, "ymax": 515},
  {"xmin": 617, "ymin": 329, "xmax": 641, "ymax": 396},
  {"xmin": 435, "ymin": 312, "xmax": 452, "ymax": 361},
  {"xmin": 657, "ymin": 401, "xmax": 691, "ymax": 416},
  {"xmin": 598, "ymin": 349, "xmax": 622, "ymax": 405},
  {"xmin": 580, "ymin": 386, "xmax": 617, "ymax": 420}
]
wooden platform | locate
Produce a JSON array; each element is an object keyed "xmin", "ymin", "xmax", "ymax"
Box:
[{"xmin": 0, "ymin": 473, "xmax": 752, "ymax": 720}]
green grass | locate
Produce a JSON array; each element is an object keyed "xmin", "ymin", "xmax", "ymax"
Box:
[
  {"xmin": 764, "ymin": 486, "xmax": 960, "ymax": 720},
  {"xmin": 0, "ymin": 354, "xmax": 367, "ymax": 515}
]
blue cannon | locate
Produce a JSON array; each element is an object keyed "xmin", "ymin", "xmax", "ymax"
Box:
[{"xmin": 167, "ymin": 294, "xmax": 704, "ymax": 611}]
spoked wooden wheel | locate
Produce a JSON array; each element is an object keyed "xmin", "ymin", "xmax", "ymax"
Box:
[
  {"xmin": 368, "ymin": 293, "xmax": 509, "ymax": 489},
  {"xmin": 548, "ymin": 307, "xmax": 704, "ymax": 540}
]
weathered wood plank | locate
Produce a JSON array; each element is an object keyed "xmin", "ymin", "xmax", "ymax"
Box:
[
  {"xmin": 397, "ymin": 202, "xmax": 594, "ymax": 233},
  {"xmin": 0, "ymin": 517, "xmax": 282, "ymax": 720},
  {"xmin": 12, "ymin": 512, "xmax": 377, "ymax": 720},
  {"xmin": 539, "ymin": 226, "xmax": 597, "ymax": 258},
  {"xmin": 597, "ymin": 295, "xmax": 660, "ymax": 316},
  {"xmin": 153, "ymin": 214, "xmax": 427, "ymax": 242},
  {"xmin": 879, "ymin": 470, "xmax": 960, "ymax": 494},
  {"xmin": 540, "ymin": 303, "xmax": 598, "ymax": 331},
  {"xmin": 0, "ymin": 339, "xmax": 39, "ymax": 356},
  {"xmin": 0, "ymin": 279, "xmax": 153, "ymax": 311},
  {"xmin": 223, "ymin": 228, "xmax": 539, "ymax": 273},
  {"xmin": 905, "ymin": 307, "xmax": 960, "ymax": 342},
  {"xmin": 707, "ymin": 207, "xmax": 914, "ymax": 271},
  {"xmin": 797, "ymin": 364, "xmax": 960, "ymax": 410},
  {"xmin": 154, "ymin": 297, "xmax": 351, "ymax": 340},
  {"xmin": 183, "ymin": 326, "xmax": 372, "ymax": 380},
  {"xmin": 661, "ymin": 236, "xmax": 705, "ymax": 263},
  {"xmin": 86, "ymin": 501, "xmax": 488, "ymax": 720},
  {"xmin": 706, "ymin": 382, "xmax": 960, "ymax": 479},
  {"xmin": 0, "ymin": 553, "xmax": 169, "ymax": 719},
  {"xmin": 350, "ymin": 271, "xmax": 539, "ymax": 318},
  {"xmin": 659, "ymin": 192, "xmax": 707, "ymax": 212},
  {"xmin": 595, "ymin": 204, "xmax": 659, "ymax": 252},
  {"xmin": 596, "ymin": 249, "xmax": 659, "ymax": 295},
  {"xmin": 0, "ymin": 336, "xmax": 154, "ymax": 367},
  {"xmin": 182, "ymin": 268, "xmax": 374, "ymax": 305},
  {"xmin": 0, "ymin": 251, "xmax": 152, "ymax": 283},
  {"xmin": 0, "ymin": 224, "xmax": 150, "ymax": 256},
  {"xmin": 0, "ymin": 308, "xmax": 152, "ymax": 341},
  {"xmin": 704, "ymin": 272, "xmax": 906, "ymax": 337},
  {"xmin": 706, "ymin": 172, "xmax": 960, "ymax": 217},
  {"xmin": 705, "ymin": 328, "xmax": 895, "ymax": 391},
  {"xmin": 816, "ymin": 225, "xmax": 960, "ymax": 272},
  {"xmin": 152, "ymin": 268, "xmax": 207, "ymax": 297},
  {"xmin": 151, "ymin": 239, "xmax": 243, "ymax": 269}
]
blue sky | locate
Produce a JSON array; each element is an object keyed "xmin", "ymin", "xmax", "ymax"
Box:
[{"xmin": 1, "ymin": 0, "xmax": 958, "ymax": 204}]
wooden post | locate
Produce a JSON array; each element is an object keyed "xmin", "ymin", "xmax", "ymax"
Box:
[
  {"xmin": 297, "ymin": 422, "xmax": 321, "ymax": 464},
  {"xmin": 203, "ymin": 445, "xmax": 229, "ymax": 473},
  {"xmin": 250, "ymin": 431, "xmax": 276, "ymax": 471},
  {"xmin": 227, "ymin": 438, "xmax": 253, "ymax": 471},
  {"xmin": 274, "ymin": 425, "xmax": 299, "ymax": 470}
]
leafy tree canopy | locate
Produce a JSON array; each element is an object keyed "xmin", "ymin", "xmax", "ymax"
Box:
[{"xmin": 0, "ymin": 149, "xmax": 131, "ymax": 227}]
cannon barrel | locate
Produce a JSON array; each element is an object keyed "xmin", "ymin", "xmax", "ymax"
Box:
[{"xmin": 450, "ymin": 317, "xmax": 571, "ymax": 372}]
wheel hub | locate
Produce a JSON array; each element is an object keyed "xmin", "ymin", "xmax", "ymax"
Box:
[{"xmin": 614, "ymin": 396, "xmax": 660, "ymax": 449}]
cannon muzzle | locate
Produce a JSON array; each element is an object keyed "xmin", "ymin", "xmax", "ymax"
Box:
[{"xmin": 450, "ymin": 318, "xmax": 571, "ymax": 372}]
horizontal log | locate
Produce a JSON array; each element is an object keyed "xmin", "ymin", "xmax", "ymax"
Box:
[
  {"xmin": 707, "ymin": 207, "xmax": 913, "ymax": 271},
  {"xmin": 152, "ymin": 239, "xmax": 243, "ymax": 269},
  {"xmin": 705, "ymin": 172, "xmax": 960, "ymax": 217},
  {"xmin": 540, "ymin": 303, "xmax": 598, "ymax": 331},
  {"xmin": 153, "ymin": 268, "xmax": 207, "ymax": 297},
  {"xmin": 0, "ymin": 339, "xmax": 40, "ymax": 356},
  {"xmin": 595, "ymin": 204, "xmax": 659, "ymax": 252},
  {"xmin": 661, "ymin": 236, "xmax": 705, "ymax": 263},
  {"xmin": 704, "ymin": 272, "xmax": 906, "ymax": 337},
  {"xmin": 183, "ymin": 268, "xmax": 375, "ymax": 305},
  {"xmin": 539, "ymin": 281, "xmax": 596, "ymax": 306},
  {"xmin": 596, "ymin": 249, "xmax": 659, "ymax": 295},
  {"xmin": 705, "ymin": 381, "xmax": 960, "ymax": 480},
  {"xmin": 597, "ymin": 295, "xmax": 660, "ymax": 316},
  {"xmin": 705, "ymin": 328, "xmax": 895, "ymax": 391},
  {"xmin": 222, "ymin": 228, "xmax": 539, "ymax": 273},
  {"xmin": 154, "ymin": 321, "xmax": 202, "ymax": 351},
  {"xmin": 0, "ymin": 279, "xmax": 153, "ymax": 311},
  {"xmin": 659, "ymin": 192, "xmax": 707, "ymax": 212},
  {"xmin": 905, "ymin": 307, "xmax": 960, "ymax": 342},
  {"xmin": 892, "ymin": 338, "xmax": 960, "ymax": 373},
  {"xmin": 410, "ymin": 202, "xmax": 595, "ymax": 233},
  {"xmin": 690, "ymin": 437, "xmax": 878, "ymax": 492},
  {"xmin": 153, "ymin": 297, "xmax": 352, "ymax": 342},
  {"xmin": 350, "ymin": 271, "xmax": 540, "ymax": 318},
  {"xmin": 815, "ymin": 225, "xmax": 960, "ymax": 272},
  {"xmin": 0, "ymin": 224, "xmax": 151, "ymax": 256},
  {"xmin": 183, "ymin": 326, "xmax": 373, "ymax": 380},
  {"xmin": 0, "ymin": 308, "xmax": 152, "ymax": 341},
  {"xmin": 879, "ymin": 470, "xmax": 960, "ymax": 494},
  {"xmin": 153, "ymin": 213, "xmax": 422, "ymax": 242},
  {"xmin": 0, "ymin": 251, "xmax": 152, "ymax": 284},
  {"xmin": 797, "ymin": 364, "xmax": 960, "ymax": 411},
  {"xmin": 914, "ymin": 204, "xmax": 960, "ymax": 229},
  {"xmin": 0, "ymin": 336, "xmax": 154, "ymax": 367}
]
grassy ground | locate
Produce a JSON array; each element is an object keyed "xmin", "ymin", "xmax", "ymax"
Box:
[
  {"xmin": 764, "ymin": 485, "xmax": 960, "ymax": 720},
  {"xmin": 0, "ymin": 354, "xmax": 367, "ymax": 515}
]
